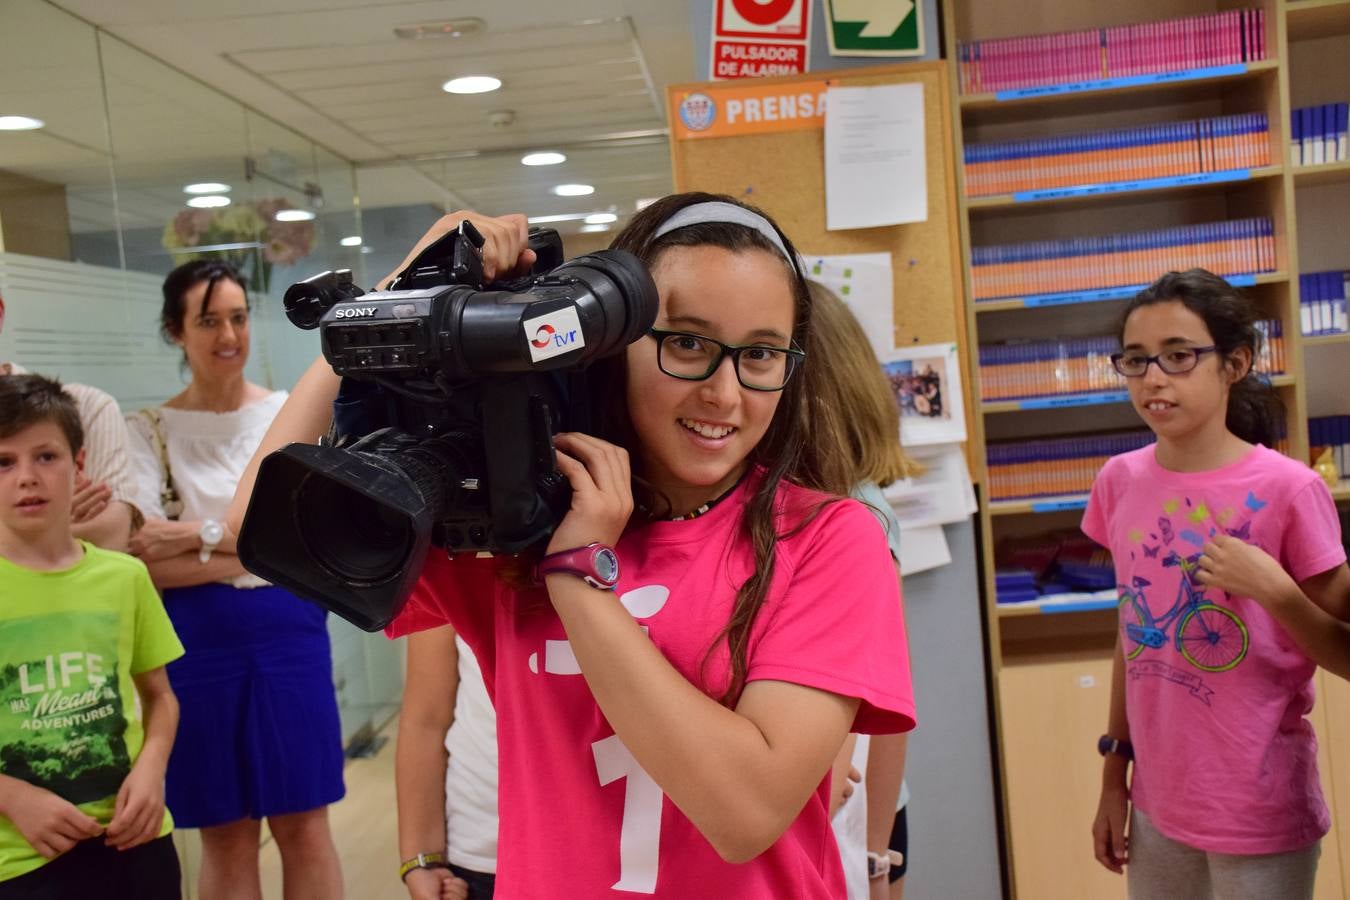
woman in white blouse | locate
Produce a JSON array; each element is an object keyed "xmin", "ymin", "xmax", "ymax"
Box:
[{"xmin": 126, "ymin": 261, "xmax": 344, "ymax": 900}]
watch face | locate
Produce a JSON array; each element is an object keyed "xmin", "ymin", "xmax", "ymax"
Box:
[
  {"xmin": 200, "ymin": 520, "xmax": 224, "ymax": 544},
  {"xmin": 593, "ymin": 547, "xmax": 619, "ymax": 584}
]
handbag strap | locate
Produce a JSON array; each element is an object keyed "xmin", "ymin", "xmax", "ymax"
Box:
[{"xmin": 136, "ymin": 408, "xmax": 183, "ymax": 520}]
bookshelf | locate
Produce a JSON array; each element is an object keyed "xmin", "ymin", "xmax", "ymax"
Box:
[
  {"xmin": 1293, "ymin": 158, "xmax": 1350, "ymax": 186},
  {"xmin": 1286, "ymin": 0, "xmax": 1350, "ymax": 39},
  {"xmin": 943, "ymin": 0, "xmax": 1348, "ymax": 897}
]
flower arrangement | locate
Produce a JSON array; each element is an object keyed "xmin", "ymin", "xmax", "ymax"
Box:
[{"xmin": 161, "ymin": 197, "xmax": 316, "ymax": 294}]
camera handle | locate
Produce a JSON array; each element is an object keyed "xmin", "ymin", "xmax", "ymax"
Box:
[{"xmin": 479, "ymin": 376, "xmax": 570, "ymax": 552}]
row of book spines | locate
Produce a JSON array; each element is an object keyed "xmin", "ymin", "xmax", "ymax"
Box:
[
  {"xmin": 988, "ymin": 432, "xmax": 1155, "ymax": 501},
  {"xmin": 965, "ymin": 114, "xmax": 1268, "ymax": 164},
  {"xmin": 972, "ymin": 232, "xmax": 1275, "ymax": 300},
  {"xmin": 971, "ymin": 219, "xmax": 1272, "ymax": 266},
  {"xmin": 979, "ymin": 339, "xmax": 1121, "ymax": 400},
  {"xmin": 1310, "ymin": 416, "xmax": 1350, "ymax": 476},
  {"xmin": 1300, "ymin": 271, "xmax": 1350, "ymax": 336},
  {"xmin": 1291, "ymin": 104, "xmax": 1350, "ymax": 166},
  {"xmin": 978, "ymin": 323, "xmax": 1285, "ymax": 401},
  {"xmin": 965, "ymin": 116, "xmax": 1269, "ymax": 196},
  {"xmin": 956, "ymin": 9, "xmax": 1265, "ymax": 94}
]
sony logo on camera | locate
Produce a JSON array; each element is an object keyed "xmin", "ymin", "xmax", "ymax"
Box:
[
  {"xmin": 333, "ymin": 306, "xmax": 378, "ymax": 319},
  {"xmin": 524, "ymin": 306, "xmax": 586, "ymax": 363}
]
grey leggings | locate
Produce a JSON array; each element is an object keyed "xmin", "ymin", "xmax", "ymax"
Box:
[{"xmin": 1128, "ymin": 808, "xmax": 1320, "ymax": 900}]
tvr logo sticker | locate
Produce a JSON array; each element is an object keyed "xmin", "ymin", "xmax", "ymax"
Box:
[{"xmin": 523, "ymin": 306, "xmax": 586, "ymax": 363}]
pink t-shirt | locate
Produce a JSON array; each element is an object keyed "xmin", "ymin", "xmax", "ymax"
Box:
[
  {"xmin": 390, "ymin": 476, "xmax": 915, "ymax": 898},
  {"xmin": 1083, "ymin": 444, "xmax": 1345, "ymax": 854}
]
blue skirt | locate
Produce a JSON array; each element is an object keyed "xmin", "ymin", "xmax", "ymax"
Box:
[{"xmin": 161, "ymin": 583, "xmax": 345, "ymax": 828}]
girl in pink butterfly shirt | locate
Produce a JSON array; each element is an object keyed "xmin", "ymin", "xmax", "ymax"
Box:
[{"xmin": 1083, "ymin": 269, "xmax": 1350, "ymax": 899}]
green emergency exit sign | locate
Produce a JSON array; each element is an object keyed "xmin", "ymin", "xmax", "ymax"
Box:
[{"xmin": 826, "ymin": 0, "xmax": 924, "ymax": 56}]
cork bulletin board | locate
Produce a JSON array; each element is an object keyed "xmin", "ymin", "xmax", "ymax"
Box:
[{"xmin": 667, "ymin": 61, "xmax": 971, "ymax": 443}]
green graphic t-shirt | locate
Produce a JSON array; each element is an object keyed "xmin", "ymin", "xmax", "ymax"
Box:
[{"xmin": 0, "ymin": 543, "xmax": 184, "ymax": 881}]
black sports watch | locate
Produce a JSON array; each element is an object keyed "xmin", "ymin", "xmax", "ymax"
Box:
[{"xmin": 1098, "ymin": 734, "xmax": 1134, "ymax": 761}]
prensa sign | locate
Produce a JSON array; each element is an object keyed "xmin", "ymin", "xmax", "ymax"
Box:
[
  {"xmin": 672, "ymin": 79, "xmax": 830, "ymax": 140},
  {"xmin": 711, "ymin": 0, "xmax": 813, "ymax": 80}
]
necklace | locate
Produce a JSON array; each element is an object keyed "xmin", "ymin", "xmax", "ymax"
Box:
[{"xmin": 641, "ymin": 470, "xmax": 749, "ymax": 522}]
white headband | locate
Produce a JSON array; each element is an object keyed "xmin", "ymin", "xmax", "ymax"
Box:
[{"xmin": 652, "ymin": 201, "xmax": 798, "ymax": 270}]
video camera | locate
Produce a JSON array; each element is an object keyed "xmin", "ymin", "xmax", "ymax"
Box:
[{"xmin": 236, "ymin": 221, "xmax": 658, "ymax": 631}]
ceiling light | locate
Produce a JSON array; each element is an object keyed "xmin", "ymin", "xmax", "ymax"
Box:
[
  {"xmin": 184, "ymin": 182, "xmax": 230, "ymax": 194},
  {"xmin": 340, "ymin": 235, "xmax": 363, "ymax": 247},
  {"xmin": 394, "ymin": 18, "xmax": 485, "ymax": 40},
  {"xmin": 275, "ymin": 210, "xmax": 316, "ymax": 222},
  {"xmin": 443, "ymin": 76, "xmax": 501, "ymax": 95},
  {"xmin": 526, "ymin": 212, "xmax": 591, "ymax": 224},
  {"xmin": 521, "ymin": 151, "xmax": 566, "ymax": 167},
  {"xmin": 186, "ymin": 195, "xmax": 231, "ymax": 209},
  {"xmin": 584, "ymin": 213, "xmax": 617, "ymax": 225},
  {"xmin": 580, "ymin": 224, "xmax": 611, "ymax": 234},
  {"xmin": 552, "ymin": 183, "xmax": 594, "ymax": 197},
  {"xmin": 0, "ymin": 116, "xmax": 44, "ymax": 131}
]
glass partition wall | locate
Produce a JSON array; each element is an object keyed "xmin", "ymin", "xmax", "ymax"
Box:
[{"xmin": 0, "ymin": 0, "xmax": 396, "ymax": 755}]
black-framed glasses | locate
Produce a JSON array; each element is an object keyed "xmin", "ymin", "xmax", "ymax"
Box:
[
  {"xmin": 648, "ymin": 328, "xmax": 805, "ymax": 392},
  {"xmin": 1110, "ymin": 345, "xmax": 1218, "ymax": 378}
]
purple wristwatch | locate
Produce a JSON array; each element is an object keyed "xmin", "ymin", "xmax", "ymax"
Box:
[{"xmin": 536, "ymin": 542, "xmax": 621, "ymax": 590}]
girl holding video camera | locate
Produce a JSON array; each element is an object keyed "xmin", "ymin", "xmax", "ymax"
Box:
[{"xmin": 232, "ymin": 193, "xmax": 915, "ymax": 898}]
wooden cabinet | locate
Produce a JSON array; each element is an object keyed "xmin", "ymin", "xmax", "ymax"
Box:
[{"xmin": 999, "ymin": 654, "xmax": 1127, "ymax": 900}]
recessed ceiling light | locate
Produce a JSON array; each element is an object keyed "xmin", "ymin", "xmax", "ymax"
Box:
[
  {"xmin": 443, "ymin": 76, "xmax": 501, "ymax": 94},
  {"xmin": 552, "ymin": 183, "xmax": 594, "ymax": 197},
  {"xmin": 584, "ymin": 213, "xmax": 617, "ymax": 225},
  {"xmin": 186, "ymin": 195, "xmax": 231, "ymax": 209},
  {"xmin": 579, "ymin": 224, "xmax": 611, "ymax": 234},
  {"xmin": 340, "ymin": 235, "xmax": 363, "ymax": 247},
  {"xmin": 184, "ymin": 182, "xmax": 230, "ymax": 194},
  {"xmin": 0, "ymin": 116, "xmax": 44, "ymax": 131},
  {"xmin": 526, "ymin": 212, "xmax": 591, "ymax": 224},
  {"xmin": 521, "ymin": 151, "xmax": 566, "ymax": 167},
  {"xmin": 275, "ymin": 210, "xmax": 316, "ymax": 222}
]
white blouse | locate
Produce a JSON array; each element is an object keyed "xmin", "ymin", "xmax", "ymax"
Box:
[{"xmin": 125, "ymin": 390, "xmax": 287, "ymax": 588}]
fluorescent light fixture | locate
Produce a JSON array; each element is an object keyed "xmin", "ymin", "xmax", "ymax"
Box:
[
  {"xmin": 340, "ymin": 235, "xmax": 363, "ymax": 247},
  {"xmin": 443, "ymin": 75, "xmax": 501, "ymax": 94},
  {"xmin": 579, "ymin": 224, "xmax": 611, "ymax": 234},
  {"xmin": 521, "ymin": 151, "xmax": 566, "ymax": 166},
  {"xmin": 184, "ymin": 182, "xmax": 230, "ymax": 194},
  {"xmin": 0, "ymin": 116, "xmax": 44, "ymax": 131},
  {"xmin": 394, "ymin": 18, "xmax": 485, "ymax": 40},
  {"xmin": 275, "ymin": 209, "xmax": 316, "ymax": 222},
  {"xmin": 526, "ymin": 212, "xmax": 592, "ymax": 224},
  {"xmin": 584, "ymin": 213, "xmax": 617, "ymax": 225},
  {"xmin": 186, "ymin": 195, "xmax": 231, "ymax": 209},
  {"xmin": 552, "ymin": 183, "xmax": 594, "ymax": 197}
]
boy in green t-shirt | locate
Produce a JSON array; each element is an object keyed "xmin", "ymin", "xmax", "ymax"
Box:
[{"xmin": 0, "ymin": 374, "xmax": 185, "ymax": 898}]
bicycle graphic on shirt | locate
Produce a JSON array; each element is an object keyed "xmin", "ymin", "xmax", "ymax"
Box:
[{"xmin": 1119, "ymin": 550, "xmax": 1250, "ymax": 672}]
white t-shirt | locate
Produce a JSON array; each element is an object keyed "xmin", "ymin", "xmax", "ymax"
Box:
[
  {"xmin": 125, "ymin": 391, "xmax": 287, "ymax": 588},
  {"xmin": 444, "ymin": 636, "xmax": 499, "ymax": 873},
  {"xmin": 831, "ymin": 735, "xmax": 871, "ymax": 900}
]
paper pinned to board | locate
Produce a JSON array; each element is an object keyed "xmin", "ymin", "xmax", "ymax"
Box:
[
  {"xmin": 824, "ymin": 81, "xmax": 928, "ymax": 230},
  {"xmin": 881, "ymin": 343, "xmax": 967, "ymax": 446},
  {"xmin": 883, "ymin": 443, "xmax": 978, "ymax": 529},
  {"xmin": 805, "ymin": 252, "xmax": 895, "ymax": 357},
  {"xmin": 898, "ymin": 523, "xmax": 951, "ymax": 576}
]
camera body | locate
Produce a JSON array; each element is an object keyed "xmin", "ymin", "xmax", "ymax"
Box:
[{"xmin": 237, "ymin": 221, "xmax": 658, "ymax": 631}]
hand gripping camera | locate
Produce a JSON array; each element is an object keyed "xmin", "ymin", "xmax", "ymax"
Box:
[{"xmin": 236, "ymin": 221, "xmax": 658, "ymax": 630}]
